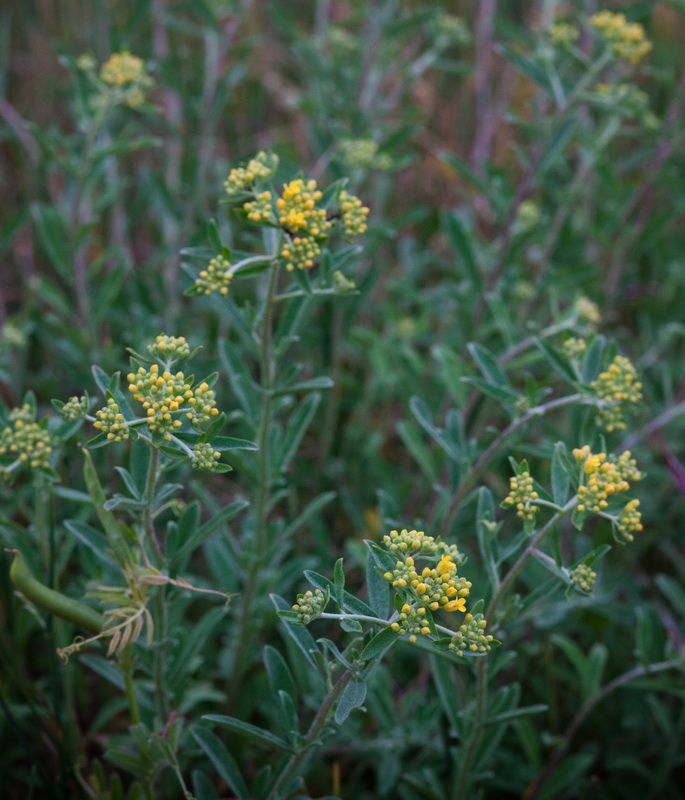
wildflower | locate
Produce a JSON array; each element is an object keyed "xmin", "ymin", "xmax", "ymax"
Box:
[
  {"xmin": 277, "ymin": 179, "xmax": 330, "ymax": 237},
  {"xmin": 100, "ymin": 51, "xmax": 146, "ymax": 86},
  {"xmin": 574, "ymin": 297, "xmax": 601, "ymax": 326},
  {"xmin": 572, "ymin": 446, "xmax": 641, "ymax": 513},
  {"xmin": 292, "ymin": 588, "xmax": 326, "ymax": 624},
  {"xmin": 590, "ymin": 355, "xmax": 642, "ymax": 431},
  {"xmin": 549, "ymin": 21, "xmax": 579, "ymax": 47},
  {"xmin": 93, "ymin": 397, "xmax": 129, "ymax": 442},
  {"xmin": 516, "ymin": 200, "xmax": 540, "ymax": 230},
  {"xmin": 562, "ymin": 337, "xmax": 587, "ymax": 361},
  {"xmin": 186, "ymin": 381, "xmax": 220, "ymax": 426},
  {"xmin": 224, "ymin": 151, "xmax": 278, "ymax": 195},
  {"xmin": 589, "ymin": 11, "xmax": 652, "ymax": 64},
  {"xmin": 617, "ymin": 498, "xmax": 642, "ymax": 542},
  {"xmin": 390, "ymin": 602, "xmax": 432, "ymax": 644},
  {"xmin": 127, "ymin": 364, "xmax": 192, "ymax": 439},
  {"xmin": 244, "ymin": 190, "xmax": 274, "ymax": 224},
  {"xmin": 339, "ymin": 190, "xmax": 369, "ymax": 237},
  {"xmin": 502, "ymin": 470, "xmax": 540, "ymax": 523},
  {"xmin": 148, "ymin": 334, "xmax": 190, "ymax": 362},
  {"xmin": 570, "ymin": 563, "xmax": 597, "ymax": 593},
  {"xmin": 0, "ymin": 405, "xmax": 53, "ymax": 469},
  {"xmin": 340, "ymin": 139, "xmax": 379, "ymax": 170},
  {"xmin": 59, "ymin": 395, "xmax": 88, "ymax": 421},
  {"xmin": 191, "ymin": 442, "xmax": 222, "ymax": 471},
  {"xmin": 384, "ymin": 552, "xmax": 471, "ymax": 612},
  {"xmin": 280, "ymin": 236, "xmax": 321, "ymax": 272},
  {"xmin": 194, "ymin": 255, "xmax": 233, "ymax": 296},
  {"xmin": 448, "ymin": 612, "xmax": 494, "ymax": 656}
]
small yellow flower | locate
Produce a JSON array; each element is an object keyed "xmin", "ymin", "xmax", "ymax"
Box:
[{"xmin": 589, "ymin": 11, "xmax": 652, "ymax": 64}]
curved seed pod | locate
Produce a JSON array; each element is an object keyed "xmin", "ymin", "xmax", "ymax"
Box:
[{"xmin": 8, "ymin": 550, "xmax": 103, "ymax": 634}]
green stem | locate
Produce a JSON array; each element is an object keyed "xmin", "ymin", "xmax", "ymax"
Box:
[
  {"xmin": 120, "ymin": 645, "xmax": 142, "ymax": 725},
  {"xmin": 228, "ymin": 262, "xmax": 280, "ymax": 699},
  {"xmin": 436, "ymin": 395, "xmax": 582, "ymax": 537},
  {"xmin": 142, "ymin": 447, "xmax": 171, "ymax": 721},
  {"xmin": 267, "ymin": 669, "xmax": 353, "ymax": 800}
]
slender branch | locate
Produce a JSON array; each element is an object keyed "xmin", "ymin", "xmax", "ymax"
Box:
[
  {"xmin": 267, "ymin": 669, "xmax": 353, "ymax": 800},
  {"xmin": 525, "ymin": 659, "xmax": 685, "ymax": 800}
]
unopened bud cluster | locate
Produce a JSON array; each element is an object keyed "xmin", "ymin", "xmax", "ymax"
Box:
[
  {"xmin": 291, "ymin": 588, "xmax": 326, "ymax": 624},
  {"xmin": 60, "ymin": 395, "xmax": 88, "ymax": 421},
  {"xmin": 562, "ymin": 337, "xmax": 587, "ymax": 361},
  {"xmin": 617, "ymin": 498, "xmax": 643, "ymax": 542},
  {"xmin": 549, "ymin": 20, "xmax": 579, "ymax": 46},
  {"xmin": 448, "ymin": 612, "xmax": 494, "ymax": 656},
  {"xmin": 390, "ymin": 602, "xmax": 431, "ymax": 643},
  {"xmin": 224, "ymin": 151, "xmax": 278, "ymax": 195},
  {"xmin": 502, "ymin": 471, "xmax": 539, "ymax": 522},
  {"xmin": 94, "ymin": 398, "xmax": 129, "ymax": 442},
  {"xmin": 148, "ymin": 334, "xmax": 190, "ymax": 362},
  {"xmin": 98, "ymin": 51, "xmax": 152, "ymax": 107},
  {"xmin": 191, "ymin": 442, "xmax": 221, "ymax": 470},
  {"xmin": 570, "ymin": 563, "xmax": 597, "ymax": 593},
  {"xmin": 0, "ymin": 405, "xmax": 53, "ymax": 469},
  {"xmin": 339, "ymin": 190, "xmax": 369, "ymax": 237},
  {"xmin": 193, "ymin": 255, "xmax": 233, "ymax": 297},
  {"xmin": 591, "ymin": 355, "xmax": 642, "ymax": 431},
  {"xmin": 589, "ymin": 11, "xmax": 652, "ymax": 64}
]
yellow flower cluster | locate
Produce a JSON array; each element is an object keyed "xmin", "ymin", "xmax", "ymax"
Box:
[
  {"xmin": 194, "ymin": 255, "xmax": 233, "ymax": 296},
  {"xmin": 280, "ymin": 236, "xmax": 321, "ymax": 272},
  {"xmin": 381, "ymin": 528, "xmax": 463, "ymax": 564},
  {"xmin": 126, "ymin": 364, "xmax": 218, "ymax": 439},
  {"xmin": 589, "ymin": 11, "xmax": 652, "ymax": 63},
  {"xmin": 277, "ymin": 179, "xmax": 330, "ymax": 236},
  {"xmin": 574, "ymin": 296, "xmax": 601, "ymax": 325},
  {"xmin": 60, "ymin": 395, "xmax": 88, "ymax": 421},
  {"xmin": 148, "ymin": 334, "xmax": 190, "ymax": 361},
  {"xmin": 224, "ymin": 151, "xmax": 278, "ymax": 195},
  {"xmin": 448, "ymin": 612, "xmax": 494, "ymax": 656},
  {"xmin": 573, "ymin": 446, "xmax": 641, "ymax": 513},
  {"xmin": 244, "ymin": 190, "xmax": 274, "ymax": 224},
  {"xmin": 384, "ymin": 553, "xmax": 470, "ymax": 613},
  {"xmin": 292, "ymin": 588, "xmax": 326, "ymax": 624},
  {"xmin": 595, "ymin": 83, "xmax": 659, "ymax": 128},
  {"xmin": 340, "ymin": 139, "xmax": 380, "ymax": 170},
  {"xmin": 0, "ymin": 405, "xmax": 53, "ymax": 469},
  {"xmin": 191, "ymin": 442, "xmax": 221, "ymax": 471},
  {"xmin": 94, "ymin": 398, "xmax": 129, "ymax": 442},
  {"xmin": 100, "ymin": 51, "xmax": 145, "ymax": 86},
  {"xmin": 390, "ymin": 602, "xmax": 431, "ymax": 643},
  {"xmin": 562, "ymin": 337, "xmax": 587, "ymax": 360},
  {"xmin": 339, "ymin": 190, "xmax": 369, "ymax": 237},
  {"xmin": 502, "ymin": 471, "xmax": 540, "ymax": 522},
  {"xmin": 590, "ymin": 355, "xmax": 642, "ymax": 431},
  {"xmin": 570, "ymin": 563, "xmax": 597, "ymax": 593},
  {"xmin": 99, "ymin": 51, "xmax": 151, "ymax": 107},
  {"xmin": 617, "ymin": 498, "xmax": 643, "ymax": 542},
  {"xmin": 549, "ymin": 21, "xmax": 579, "ymax": 46}
]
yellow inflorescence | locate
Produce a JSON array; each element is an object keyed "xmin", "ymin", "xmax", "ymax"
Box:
[
  {"xmin": 100, "ymin": 51, "xmax": 145, "ymax": 86},
  {"xmin": 244, "ymin": 190, "xmax": 274, "ymax": 224},
  {"xmin": 573, "ymin": 446, "xmax": 641, "ymax": 514},
  {"xmin": 562, "ymin": 337, "xmax": 587, "ymax": 361},
  {"xmin": 574, "ymin": 296, "xmax": 601, "ymax": 325},
  {"xmin": 339, "ymin": 190, "xmax": 369, "ymax": 237},
  {"xmin": 502, "ymin": 471, "xmax": 540, "ymax": 522},
  {"xmin": 589, "ymin": 11, "xmax": 652, "ymax": 63},
  {"xmin": 280, "ymin": 236, "xmax": 321, "ymax": 272},
  {"xmin": 549, "ymin": 21, "xmax": 579, "ymax": 46},
  {"xmin": 148, "ymin": 334, "xmax": 190, "ymax": 361},
  {"xmin": 60, "ymin": 395, "xmax": 88, "ymax": 421},
  {"xmin": 340, "ymin": 139, "xmax": 379, "ymax": 170},
  {"xmin": 590, "ymin": 355, "xmax": 642, "ymax": 431},
  {"xmin": 570, "ymin": 563, "xmax": 597, "ymax": 593},
  {"xmin": 617, "ymin": 498, "xmax": 643, "ymax": 542},
  {"xmin": 384, "ymin": 552, "xmax": 470, "ymax": 613},
  {"xmin": 0, "ymin": 405, "xmax": 53, "ymax": 468},
  {"xmin": 94, "ymin": 398, "xmax": 129, "ymax": 442},
  {"xmin": 194, "ymin": 255, "xmax": 233, "ymax": 296},
  {"xmin": 277, "ymin": 179, "xmax": 330, "ymax": 237},
  {"xmin": 191, "ymin": 442, "xmax": 221, "ymax": 471},
  {"xmin": 292, "ymin": 588, "xmax": 326, "ymax": 624},
  {"xmin": 224, "ymin": 151, "xmax": 279, "ymax": 195},
  {"xmin": 448, "ymin": 612, "xmax": 494, "ymax": 656},
  {"xmin": 390, "ymin": 602, "xmax": 431, "ymax": 643}
]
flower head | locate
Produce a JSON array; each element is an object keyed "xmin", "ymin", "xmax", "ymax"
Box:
[
  {"xmin": 589, "ymin": 11, "xmax": 652, "ymax": 63},
  {"xmin": 590, "ymin": 355, "xmax": 642, "ymax": 431},
  {"xmin": 0, "ymin": 404, "xmax": 53, "ymax": 470},
  {"xmin": 224, "ymin": 151, "xmax": 279, "ymax": 195},
  {"xmin": 449, "ymin": 612, "xmax": 495, "ymax": 656}
]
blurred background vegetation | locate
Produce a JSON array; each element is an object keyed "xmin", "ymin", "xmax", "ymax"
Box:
[{"xmin": 2, "ymin": 0, "xmax": 685, "ymax": 798}]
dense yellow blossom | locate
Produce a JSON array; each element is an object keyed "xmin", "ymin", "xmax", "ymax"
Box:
[{"xmin": 589, "ymin": 11, "xmax": 652, "ymax": 63}]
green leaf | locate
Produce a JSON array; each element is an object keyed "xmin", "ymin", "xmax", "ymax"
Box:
[
  {"xmin": 581, "ymin": 335, "xmax": 606, "ymax": 383},
  {"xmin": 461, "ymin": 377, "xmax": 519, "ymax": 404},
  {"xmin": 303, "ymin": 571, "xmax": 375, "ymax": 618},
  {"xmin": 333, "ymin": 558, "xmax": 345, "ymax": 609},
  {"xmin": 467, "ymin": 343, "xmax": 511, "ymax": 387},
  {"xmin": 172, "ymin": 499, "xmax": 248, "ymax": 564},
  {"xmin": 211, "ymin": 437, "xmax": 258, "ymax": 451},
  {"xmin": 441, "ymin": 211, "xmax": 482, "ymax": 289},
  {"xmin": 263, "ymin": 645, "xmax": 297, "ymax": 703},
  {"xmin": 429, "ymin": 655, "xmax": 461, "ymax": 735},
  {"xmin": 277, "ymin": 392, "xmax": 321, "ymax": 472},
  {"xmin": 202, "ymin": 715, "xmax": 292, "ymax": 752},
  {"xmin": 534, "ymin": 338, "xmax": 577, "ymax": 384},
  {"xmin": 190, "ymin": 726, "xmax": 248, "ymax": 798},
  {"xmin": 64, "ymin": 520, "xmax": 118, "ymax": 568},
  {"xmin": 539, "ymin": 117, "xmax": 577, "ymax": 175},
  {"xmin": 281, "ymin": 491, "xmax": 336, "ymax": 541},
  {"xmin": 366, "ymin": 549, "xmax": 389, "ymax": 618},
  {"xmin": 499, "ymin": 44, "xmax": 552, "ymax": 93},
  {"xmin": 31, "ymin": 204, "xmax": 71, "ymax": 280},
  {"xmin": 340, "ymin": 617, "xmax": 363, "ymax": 633},
  {"xmin": 334, "ymin": 676, "xmax": 367, "ymax": 724},
  {"xmin": 486, "ymin": 704, "xmax": 548, "ymax": 726},
  {"xmin": 409, "ymin": 396, "xmax": 460, "ymax": 461},
  {"xmin": 476, "ymin": 487, "xmax": 500, "ymax": 588},
  {"xmin": 167, "ymin": 606, "xmax": 229, "ymax": 690},
  {"xmin": 273, "ymin": 376, "xmax": 334, "ymax": 397},
  {"xmin": 206, "ymin": 219, "xmax": 223, "ymax": 252},
  {"xmin": 551, "ymin": 442, "xmax": 572, "ymax": 506},
  {"xmin": 396, "ymin": 420, "xmax": 438, "ymax": 484},
  {"xmin": 360, "ymin": 628, "xmax": 400, "ymax": 662}
]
